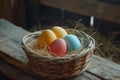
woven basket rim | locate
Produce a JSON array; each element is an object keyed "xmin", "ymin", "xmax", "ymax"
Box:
[{"xmin": 22, "ymin": 29, "xmax": 95, "ymax": 60}]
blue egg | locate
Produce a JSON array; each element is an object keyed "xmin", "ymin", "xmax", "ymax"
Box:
[{"xmin": 64, "ymin": 34, "xmax": 82, "ymax": 51}]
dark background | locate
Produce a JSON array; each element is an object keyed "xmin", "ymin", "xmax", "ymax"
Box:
[{"xmin": 0, "ymin": 0, "xmax": 120, "ymax": 80}]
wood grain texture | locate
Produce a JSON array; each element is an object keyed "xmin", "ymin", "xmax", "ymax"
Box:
[
  {"xmin": 0, "ymin": 19, "xmax": 29, "ymax": 63},
  {"xmin": 88, "ymin": 55, "xmax": 120, "ymax": 80},
  {"xmin": 0, "ymin": 59, "xmax": 36, "ymax": 80},
  {"xmin": 0, "ymin": 0, "xmax": 26, "ymax": 26},
  {"xmin": 40, "ymin": 0, "xmax": 120, "ymax": 24},
  {"xmin": 0, "ymin": 19, "xmax": 120, "ymax": 80},
  {"xmin": 12, "ymin": 0, "xmax": 26, "ymax": 26},
  {"xmin": 0, "ymin": 0, "xmax": 13, "ymax": 22}
]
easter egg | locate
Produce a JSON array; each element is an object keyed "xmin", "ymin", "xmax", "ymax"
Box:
[
  {"xmin": 64, "ymin": 34, "xmax": 82, "ymax": 51},
  {"xmin": 51, "ymin": 26, "xmax": 67, "ymax": 38},
  {"xmin": 38, "ymin": 30, "xmax": 57, "ymax": 48},
  {"xmin": 48, "ymin": 38, "xmax": 67, "ymax": 56}
]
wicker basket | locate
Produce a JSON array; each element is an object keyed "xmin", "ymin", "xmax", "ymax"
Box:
[{"xmin": 22, "ymin": 29, "xmax": 95, "ymax": 80}]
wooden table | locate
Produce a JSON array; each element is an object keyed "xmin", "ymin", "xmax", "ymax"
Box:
[{"xmin": 0, "ymin": 19, "xmax": 120, "ymax": 80}]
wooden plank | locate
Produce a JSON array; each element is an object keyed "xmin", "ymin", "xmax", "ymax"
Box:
[
  {"xmin": 0, "ymin": 59, "xmax": 37, "ymax": 80},
  {"xmin": 0, "ymin": 18, "xmax": 29, "ymax": 63},
  {"xmin": 0, "ymin": 0, "xmax": 26, "ymax": 27},
  {"xmin": 70, "ymin": 71, "xmax": 101, "ymax": 80},
  {"xmin": 100, "ymin": 0, "xmax": 120, "ymax": 5},
  {"xmin": 40, "ymin": 0, "xmax": 120, "ymax": 24},
  {"xmin": 12, "ymin": 0, "xmax": 26, "ymax": 26},
  {"xmin": 0, "ymin": 0, "xmax": 13, "ymax": 22},
  {"xmin": 88, "ymin": 55, "xmax": 120, "ymax": 80},
  {"xmin": 0, "ymin": 19, "xmax": 120, "ymax": 80}
]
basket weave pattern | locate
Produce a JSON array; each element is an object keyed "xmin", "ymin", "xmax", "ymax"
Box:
[{"xmin": 22, "ymin": 29, "xmax": 95, "ymax": 80}]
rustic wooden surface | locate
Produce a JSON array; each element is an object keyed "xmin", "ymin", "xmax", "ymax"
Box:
[
  {"xmin": 0, "ymin": 19, "xmax": 120, "ymax": 80},
  {"xmin": 40, "ymin": 0, "xmax": 120, "ymax": 24},
  {"xmin": 0, "ymin": 59, "xmax": 36, "ymax": 80}
]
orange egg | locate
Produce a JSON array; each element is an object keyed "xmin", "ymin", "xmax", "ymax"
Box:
[
  {"xmin": 51, "ymin": 26, "xmax": 67, "ymax": 38},
  {"xmin": 38, "ymin": 30, "xmax": 57, "ymax": 48}
]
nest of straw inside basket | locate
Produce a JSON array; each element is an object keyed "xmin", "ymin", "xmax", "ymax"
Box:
[{"xmin": 23, "ymin": 29, "xmax": 90, "ymax": 59}]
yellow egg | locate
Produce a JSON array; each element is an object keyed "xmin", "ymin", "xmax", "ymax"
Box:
[
  {"xmin": 38, "ymin": 30, "xmax": 57, "ymax": 48},
  {"xmin": 51, "ymin": 26, "xmax": 67, "ymax": 38}
]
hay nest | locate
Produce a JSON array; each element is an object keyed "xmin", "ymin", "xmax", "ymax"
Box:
[
  {"xmin": 29, "ymin": 21, "xmax": 120, "ymax": 64},
  {"xmin": 23, "ymin": 29, "xmax": 92, "ymax": 59}
]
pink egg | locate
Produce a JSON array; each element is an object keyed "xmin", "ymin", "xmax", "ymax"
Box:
[{"xmin": 48, "ymin": 38, "xmax": 67, "ymax": 57}]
